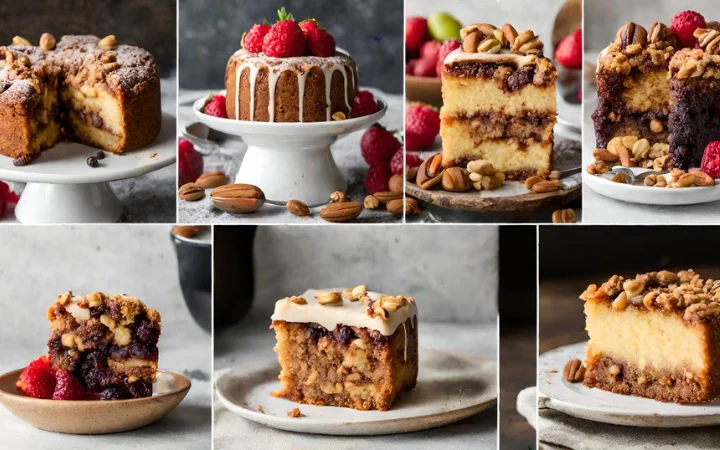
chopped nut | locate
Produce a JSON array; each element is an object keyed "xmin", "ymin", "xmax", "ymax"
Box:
[
  {"xmin": 352, "ymin": 284, "xmax": 368, "ymax": 299},
  {"xmin": 315, "ymin": 291, "xmax": 342, "ymax": 305},
  {"xmin": 12, "ymin": 35, "xmax": 31, "ymax": 46},
  {"xmin": 524, "ymin": 176, "xmax": 544, "ymax": 190},
  {"xmin": 363, "ymin": 195, "xmax": 379, "ymax": 209},
  {"xmin": 39, "ymin": 33, "xmax": 56, "ymax": 51},
  {"xmin": 98, "ymin": 35, "xmax": 119, "ymax": 51},
  {"xmin": 87, "ymin": 292, "xmax": 104, "ymax": 308},
  {"xmin": 331, "ymin": 111, "xmax": 346, "ymax": 121},
  {"xmin": 608, "ymin": 364, "xmax": 621, "ymax": 376},
  {"xmin": 467, "ymin": 159, "xmax": 495, "ymax": 175},
  {"xmin": 284, "ymin": 296, "xmax": 307, "ymax": 305},
  {"xmin": 128, "ymin": 375, "xmax": 139, "ymax": 383},
  {"xmin": 61, "ymin": 333, "xmax": 76, "ymax": 348},
  {"xmin": 100, "ymin": 314, "xmax": 117, "ymax": 330},
  {"xmin": 481, "ymin": 172, "xmax": 505, "ymax": 190},
  {"xmin": 612, "ymin": 291, "xmax": 628, "ymax": 310},
  {"xmin": 563, "ymin": 359, "xmax": 585, "ymax": 382},
  {"xmin": 592, "ymin": 148, "xmax": 619, "ymax": 163},
  {"xmin": 329, "ymin": 191, "xmax": 346, "ymax": 203},
  {"xmin": 341, "ymin": 289, "xmax": 354, "ymax": 301},
  {"xmin": 57, "ymin": 291, "xmax": 72, "ymax": 305},
  {"xmin": 549, "ymin": 170, "xmax": 561, "ymax": 181},
  {"xmin": 113, "ymin": 326, "xmax": 132, "ymax": 346},
  {"xmin": 551, "ymin": 209, "xmax": 576, "ymax": 223},
  {"xmin": 442, "ymin": 167, "xmax": 473, "ymax": 192},
  {"xmin": 611, "ymin": 172, "xmax": 629, "ymax": 184},
  {"xmin": 624, "ymin": 279, "xmax": 646, "ymax": 298},
  {"xmin": 650, "ymin": 119, "xmax": 664, "ymax": 133},
  {"xmin": 287, "ymin": 407, "xmax": 302, "ymax": 417},
  {"xmin": 531, "ymin": 180, "xmax": 562, "ymax": 193}
]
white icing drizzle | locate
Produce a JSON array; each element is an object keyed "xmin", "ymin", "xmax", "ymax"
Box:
[
  {"xmin": 229, "ymin": 49, "xmax": 355, "ymax": 122},
  {"xmin": 402, "ymin": 322, "xmax": 408, "ymax": 361},
  {"xmin": 444, "ymin": 47, "xmax": 539, "ymax": 69},
  {"xmin": 271, "ymin": 288, "xmax": 418, "ymax": 337}
]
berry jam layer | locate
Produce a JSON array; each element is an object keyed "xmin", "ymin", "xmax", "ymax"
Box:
[
  {"xmin": 47, "ymin": 292, "xmax": 161, "ymax": 400},
  {"xmin": 271, "ymin": 319, "xmax": 418, "ymax": 411}
]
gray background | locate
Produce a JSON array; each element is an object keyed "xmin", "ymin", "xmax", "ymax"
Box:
[
  {"xmin": 179, "ymin": 0, "xmax": 403, "ymax": 94},
  {"xmin": 0, "ymin": 226, "xmax": 212, "ymax": 450},
  {"xmin": 214, "ymin": 225, "xmax": 499, "ymax": 449},
  {"xmin": 586, "ymin": 0, "xmax": 716, "ymax": 50}
]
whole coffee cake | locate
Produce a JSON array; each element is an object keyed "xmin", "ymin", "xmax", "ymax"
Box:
[{"xmin": 270, "ymin": 286, "xmax": 418, "ymax": 411}]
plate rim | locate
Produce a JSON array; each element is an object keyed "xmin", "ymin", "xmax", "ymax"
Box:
[
  {"xmin": 215, "ymin": 349, "xmax": 497, "ymax": 435},
  {"xmin": 584, "ymin": 171, "xmax": 720, "ymax": 206},
  {"xmin": 539, "ymin": 342, "xmax": 720, "ymax": 427}
]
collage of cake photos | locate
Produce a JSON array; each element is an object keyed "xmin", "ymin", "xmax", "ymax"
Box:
[
  {"xmin": 404, "ymin": 0, "xmax": 582, "ymax": 224},
  {"xmin": 4, "ymin": 0, "xmax": 720, "ymax": 449}
]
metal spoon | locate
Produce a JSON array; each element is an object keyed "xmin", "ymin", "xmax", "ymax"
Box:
[{"xmin": 608, "ymin": 166, "xmax": 667, "ymax": 185}]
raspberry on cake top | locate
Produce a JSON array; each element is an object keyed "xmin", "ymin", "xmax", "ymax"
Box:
[{"xmin": 439, "ymin": 22, "xmax": 557, "ymax": 180}]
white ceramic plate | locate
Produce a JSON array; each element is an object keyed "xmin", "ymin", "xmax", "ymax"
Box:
[
  {"xmin": 556, "ymin": 91, "xmax": 582, "ymax": 140},
  {"xmin": 215, "ymin": 348, "xmax": 496, "ymax": 436},
  {"xmin": 0, "ymin": 112, "xmax": 176, "ymax": 184},
  {"xmin": 584, "ymin": 170, "xmax": 720, "ymax": 206},
  {"xmin": 539, "ymin": 342, "xmax": 720, "ymax": 427}
]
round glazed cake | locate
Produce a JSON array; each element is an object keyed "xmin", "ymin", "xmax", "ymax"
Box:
[{"xmin": 224, "ymin": 49, "xmax": 358, "ymax": 123}]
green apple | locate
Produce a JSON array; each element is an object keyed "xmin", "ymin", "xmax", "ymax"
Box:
[{"xmin": 427, "ymin": 12, "xmax": 462, "ymax": 41}]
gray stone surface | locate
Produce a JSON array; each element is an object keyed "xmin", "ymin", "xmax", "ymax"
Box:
[
  {"xmin": 0, "ymin": 226, "xmax": 212, "ymax": 449},
  {"xmin": 178, "ymin": 88, "xmax": 403, "ymax": 224},
  {"xmin": 179, "ymin": 0, "xmax": 403, "ymax": 94},
  {"xmin": 0, "ymin": 79, "xmax": 178, "ymax": 224},
  {"xmin": 214, "ymin": 225, "xmax": 499, "ymax": 448}
]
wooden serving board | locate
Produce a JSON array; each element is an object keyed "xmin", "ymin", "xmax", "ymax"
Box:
[{"xmin": 406, "ymin": 179, "xmax": 581, "ymax": 215}]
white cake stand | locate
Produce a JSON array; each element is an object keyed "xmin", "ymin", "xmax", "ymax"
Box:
[
  {"xmin": 193, "ymin": 94, "xmax": 387, "ymax": 206},
  {"xmin": 0, "ymin": 112, "xmax": 176, "ymax": 224}
]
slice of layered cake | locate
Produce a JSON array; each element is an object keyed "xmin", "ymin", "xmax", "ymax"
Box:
[
  {"xmin": 579, "ymin": 270, "xmax": 720, "ymax": 403},
  {"xmin": 46, "ymin": 291, "xmax": 161, "ymax": 399},
  {"xmin": 440, "ymin": 23, "xmax": 557, "ymax": 180},
  {"xmin": 270, "ymin": 286, "xmax": 418, "ymax": 411},
  {"xmin": 592, "ymin": 22, "xmax": 678, "ymax": 151},
  {"xmin": 668, "ymin": 28, "xmax": 720, "ymax": 169}
]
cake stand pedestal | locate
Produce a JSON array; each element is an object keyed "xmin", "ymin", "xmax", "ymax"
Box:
[
  {"xmin": 0, "ymin": 112, "xmax": 176, "ymax": 224},
  {"xmin": 193, "ymin": 95, "xmax": 387, "ymax": 207}
]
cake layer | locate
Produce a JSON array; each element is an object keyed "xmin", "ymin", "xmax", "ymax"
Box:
[
  {"xmin": 271, "ymin": 317, "xmax": 418, "ymax": 411},
  {"xmin": 585, "ymin": 300, "xmax": 709, "ymax": 374},
  {"xmin": 440, "ymin": 120, "xmax": 552, "ymax": 179},
  {"xmin": 47, "ymin": 291, "xmax": 161, "ymax": 400},
  {"xmin": 584, "ymin": 354, "xmax": 717, "ymax": 404},
  {"xmin": 441, "ymin": 73, "xmax": 556, "ymax": 117},
  {"xmin": 271, "ymin": 288, "xmax": 417, "ymax": 336},
  {"xmin": 441, "ymin": 111, "xmax": 555, "ymax": 143},
  {"xmin": 225, "ymin": 49, "xmax": 358, "ymax": 123},
  {"xmin": 596, "ymin": 69, "xmax": 670, "ymax": 114},
  {"xmin": 592, "ymin": 99, "xmax": 668, "ymax": 149}
]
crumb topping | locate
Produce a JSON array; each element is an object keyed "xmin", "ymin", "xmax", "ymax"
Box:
[
  {"xmin": 599, "ymin": 22, "xmax": 677, "ymax": 75},
  {"xmin": 580, "ymin": 270, "xmax": 720, "ymax": 322}
]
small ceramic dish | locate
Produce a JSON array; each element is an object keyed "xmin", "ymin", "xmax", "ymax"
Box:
[
  {"xmin": 0, "ymin": 369, "xmax": 191, "ymax": 434},
  {"xmin": 405, "ymin": 75, "xmax": 443, "ymax": 107}
]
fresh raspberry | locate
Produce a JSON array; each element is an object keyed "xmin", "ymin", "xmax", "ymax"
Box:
[
  {"xmin": 671, "ymin": 11, "xmax": 706, "ymax": 48},
  {"xmin": 361, "ymin": 124, "xmax": 401, "ymax": 166},
  {"xmin": 178, "ymin": 139, "xmax": 203, "ymax": 186},
  {"xmin": 299, "ymin": 19, "xmax": 318, "ymax": 34},
  {"xmin": 52, "ymin": 369, "xmax": 86, "ymax": 401},
  {"xmin": 413, "ymin": 58, "xmax": 436, "ymax": 77},
  {"xmin": 436, "ymin": 39, "xmax": 461, "ymax": 76},
  {"xmin": 243, "ymin": 23, "xmax": 271, "ymax": 54},
  {"xmin": 405, "ymin": 130, "xmax": 422, "ymax": 151},
  {"xmin": 390, "ymin": 148, "xmax": 423, "ymax": 175},
  {"xmin": 262, "ymin": 8, "xmax": 306, "ymax": 58},
  {"xmin": 405, "ymin": 103, "xmax": 440, "ymax": 150},
  {"xmin": 701, "ymin": 141, "xmax": 720, "ymax": 179},
  {"xmin": 577, "ymin": 87, "xmax": 582, "ymax": 102},
  {"xmin": 16, "ymin": 356, "xmax": 56, "ymax": 399},
  {"xmin": 419, "ymin": 40, "xmax": 441, "ymax": 63},
  {"xmin": 304, "ymin": 27, "xmax": 336, "ymax": 57},
  {"xmin": 204, "ymin": 94, "xmax": 227, "ymax": 119},
  {"xmin": 350, "ymin": 90, "xmax": 380, "ymax": 118},
  {"xmin": 406, "ymin": 17, "xmax": 429, "ymax": 52},
  {"xmin": 406, "ymin": 60, "xmax": 416, "ymax": 74},
  {"xmin": 554, "ymin": 28, "xmax": 582, "ymax": 70},
  {"xmin": 364, "ymin": 163, "xmax": 393, "ymax": 194},
  {"xmin": 0, "ymin": 181, "xmax": 18, "ymax": 217}
]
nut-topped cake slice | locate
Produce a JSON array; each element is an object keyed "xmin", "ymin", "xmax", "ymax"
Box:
[
  {"xmin": 668, "ymin": 26, "xmax": 720, "ymax": 169},
  {"xmin": 47, "ymin": 291, "xmax": 161, "ymax": 400},
  {"xmin": 270, "ymin": 286, "xmax": 418, "ymax": 411},
  {"xmin": 592, "ymin": 22, "xmax": 678, "ymax": 151},
  {"xmin": 580, "ymin": 270, "xmax": 720, "ymax": 404},
  {"xmin": 440, "ymin": 23, "xmax": 557, "ymax": 180}
]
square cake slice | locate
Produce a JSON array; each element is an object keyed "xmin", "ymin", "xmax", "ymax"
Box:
[
  {"xmin": 580, "ymin": 270, "xmax": 720, "ymax": 404},
  {"xmin": 46, "ymin": 291, "xmax": 161, "ymax": 400},
  {"xmin": 668, "ymin": 28, "xmax": 720, "ymax": 169},
  {"xmin": 270, "ymin": 287, "xmax": 418, "ymax": 411},
  {"xmin": 592, "ymin": 22, "xmax": 677, "ymax": 150},
  {"xmin": 440, "ymin": 23, "xmax": 557, "ymax": 180}
]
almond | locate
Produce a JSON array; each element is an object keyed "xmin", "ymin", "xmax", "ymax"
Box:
[
  {"xmin": 195, "ymin": 171, "xmax": 229, "ymax": 189},
  {"xmin": 178, "ymin": 183, "xmax": 205, "ymax": 201},
  {"xmin": 210, "ymin": 184, "xmax": 265, "ymax": 214},
  {"xmin": 286, "ymin": 199, "xmax": 310, "ymax": 216},
  {"xmin": 531, "ymin": 180, "xmax": 562, "ymax": 194},
  {"xmin": 319, "ymin": 202, "xmax": 362, "ymax": 223},
  {"xmin": 98, "ymin": 35, "xmax": 118, "ymax": 51},
  {"xmin": 374, "ymin": 191, "xmax": 402, "ymax": 204},
  {"xmin": 389, "ymin": 174, "xmax": 404, "ymax": 194},
  {"xmin": 40, "ymin": 33, "xmax": 56, "ymax": 51}
]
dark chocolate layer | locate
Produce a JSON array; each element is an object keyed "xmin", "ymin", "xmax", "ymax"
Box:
[
  {"xmin": 445, "ymin": 62, "xmax": 553, "ymax": 91},
  {"xmin": 669, "ymin": 77, "xmax": 720, "ymax": 170}
]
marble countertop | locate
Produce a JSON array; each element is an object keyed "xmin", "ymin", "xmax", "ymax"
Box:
[
  {"xmin": 0, "ymin": 226, "xmax": 212, "ymax": 449},
  {"xmin": 214, "ymin": 308, "xmax": 498, "ymax": 449},
  {"xmin": 0, "ymin": 78, "xmax": 178, "ymax": 224},
  {"xmin": 177, "ymin": 89, "xmax": 403, "ymax": 224}
]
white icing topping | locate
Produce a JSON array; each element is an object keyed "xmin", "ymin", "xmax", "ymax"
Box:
[
  {"xmin": 231, "ymin": 49, "xmax": 355, "ymax": 122},
  {"xmin": 271, "ymin": 289, "xmax": 418, "ymax": 336},
  {"xmin": 444, "ymin": 47, "xmax": 539, "ymax": 69}
]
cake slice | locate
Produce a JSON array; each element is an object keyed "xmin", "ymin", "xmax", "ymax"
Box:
[
  {"xmin": 270, "ymin": 286, "xmax": 418, "ymax": 411},
  {"xmin": 46, "ymin": 291, "xmax": 161, "ymax": 400},
  {"xmin": 440, "ymin": 23, "xmax": 557, "ymax": 180},
  {"xmin": 592, "ymin": 22, "xmax": 678, "ymax": 150},
  {"xmin": 579, "ymin": 270, "xmax": 720, "ymax": 403},
  {"xmin": 668, "ymin": 28, "xmax": 720, "ymax": 169}
]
